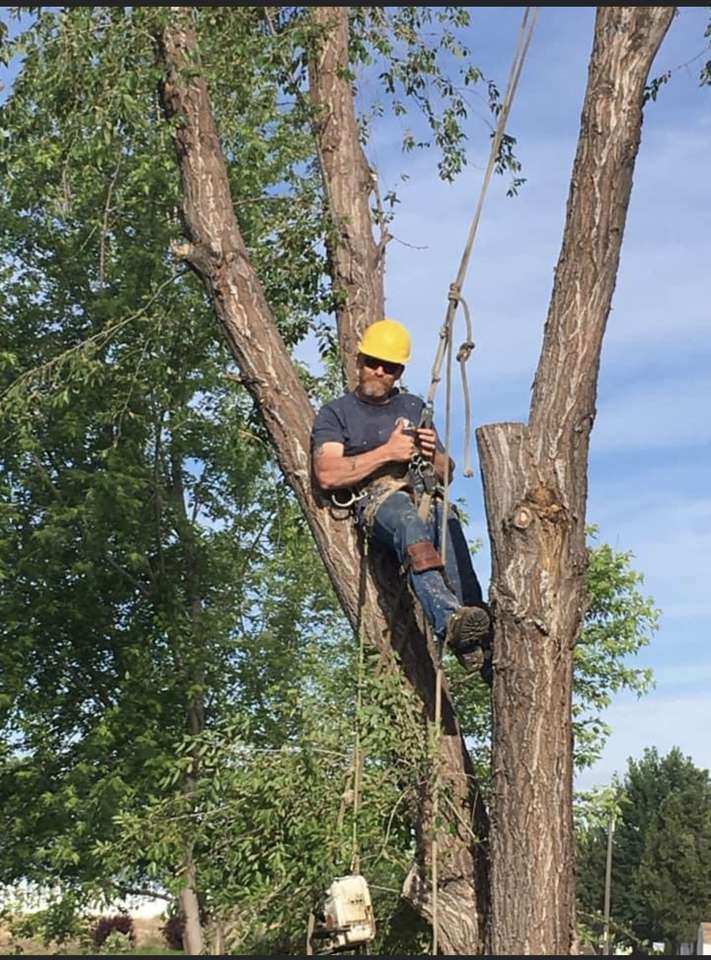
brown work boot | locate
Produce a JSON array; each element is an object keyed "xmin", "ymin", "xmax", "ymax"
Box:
[{"xmin": 445, "ymin": 605, "xmax": 493, "ymax": 686}]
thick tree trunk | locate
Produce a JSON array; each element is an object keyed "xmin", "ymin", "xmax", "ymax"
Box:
[
  {"xmin": 476, "ymin": 8, "xmax": 674, "ymax": 954},
  {"xmin": 157, "ymin": 13, "xmax": 488, "ymax": 954},
  {"xmin": 307, "ymin": 7, "xmax": 386, "ymax": 389}
]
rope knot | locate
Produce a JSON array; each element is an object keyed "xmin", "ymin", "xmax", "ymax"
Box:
[
  {"xmin": 456, "ymin": 340, "xmax": 475, "ymax": 362},
  {"xmin": 448, "ymin": 282, "xmax": 461, "ymax": 303}
]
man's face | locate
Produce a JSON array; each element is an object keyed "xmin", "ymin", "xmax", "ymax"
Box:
[{"xmin": 356, "ymin": 353, "xmax": 403, "ymax": 402}]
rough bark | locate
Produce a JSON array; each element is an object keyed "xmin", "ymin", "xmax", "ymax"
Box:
[
  {"xmin": 157, "ymin": 13, "xmax": 487, "ymax": 955},
  {"xmin": 476, "ymin": 8, "xmax": 674, "ymax": 954},
  {"xmin": 307, "ymin": 7, "xmax": 386, "ymax": 389}
]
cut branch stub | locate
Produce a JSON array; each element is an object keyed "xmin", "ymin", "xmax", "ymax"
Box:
[{"xmin": 478, "ymin": 7, "xmax": 675, "ymax": 954}]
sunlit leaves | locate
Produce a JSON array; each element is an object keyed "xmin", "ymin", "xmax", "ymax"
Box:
[
  {"xmin": 574, "ymin": 528, "xmax": 658, "ymax": 770},
  {"xmin": 349, "ymin": 6, "xmax": 523, "ymax": 187}
]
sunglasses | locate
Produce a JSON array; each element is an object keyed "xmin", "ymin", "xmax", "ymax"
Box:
[{"xmin": 361, "ymin": 355, "xmax": 402, "ymax": 376}]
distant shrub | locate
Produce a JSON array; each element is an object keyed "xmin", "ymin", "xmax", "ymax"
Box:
[
  {"xmin": 99, "ymin": 929, "xmax": 134, "ymax": 954},
  {"xmin": 161, "ymin": 913, "xmax": 184, "ymax": 951},
  {"xmin": 92, "ymin": 913, "xmax": 135, "ymax": 948}
]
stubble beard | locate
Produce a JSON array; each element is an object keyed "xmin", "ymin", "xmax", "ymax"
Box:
[{"xmin": 358, "ymin": 374, "xmax": 393, "ymax": 402}]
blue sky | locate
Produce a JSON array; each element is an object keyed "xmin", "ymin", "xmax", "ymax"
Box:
[
  {"xmin": 2, "ymin": 8, "xmax": 709, "ymax": 794},
  {"xmin": 340, "ymin": 6, "xmax": 711, "ymax": 792}
]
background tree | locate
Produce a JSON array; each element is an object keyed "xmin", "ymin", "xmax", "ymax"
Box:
[
  {"xmin": 0, "ymin": 7, "xmax": 339, "ymax": 951},
  {"xmin": 578, "ymin": 747, "xmax": 711, "ymax": 951}
]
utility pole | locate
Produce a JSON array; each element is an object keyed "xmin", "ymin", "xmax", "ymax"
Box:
[{"xmin": 602, "ymin": 815, "xmax": 615, "ymax": 955}]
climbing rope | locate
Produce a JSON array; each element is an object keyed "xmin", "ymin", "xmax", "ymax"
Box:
[
  {"xmin": 427, "ymin": 10, "xmax": 538, "ymax": 953},
  {"xmin": 430, "ymin": 292, "xmax": 454, "ymax": 957},
  {"xmin": 421, "ymin": 6, "xmax": 539, "ymax": 476},
  {"xmin": 350, "ymin": 535, "xmax": 369, "ymax": 876}
]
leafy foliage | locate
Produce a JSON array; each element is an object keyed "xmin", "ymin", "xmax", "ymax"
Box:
[
  {"xmin": 349, "ymin": 6, "xmax": 523, "ymax": 188},
  {"xmin": 573, "ymin": 528, "xmax": 658, "ymax": 769},
  {"xmin": 0, "ymin": 6, "xmax": 345, "ymax": 939},
  {"xmin": 160, "ymin": 913, "xmax": 185, "ymax": 952}
]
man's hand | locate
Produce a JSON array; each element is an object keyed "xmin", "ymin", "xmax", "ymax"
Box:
[
  {"xmin": 415, "ymin": 427, "xmax": 437, "ymax": 462},
  {"xmin": 386, "ymin": 419, "xmax": 417, "ymax": 462}
]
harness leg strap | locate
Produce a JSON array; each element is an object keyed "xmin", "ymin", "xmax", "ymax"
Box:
[{"xmin": 407, "ymin": 540, "xmax": 445, "ymax": 573}]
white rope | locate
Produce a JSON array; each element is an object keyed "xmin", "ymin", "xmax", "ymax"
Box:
[{"xmin": 428, "ymin": 11, "xmax": 538, "ymax": 952}]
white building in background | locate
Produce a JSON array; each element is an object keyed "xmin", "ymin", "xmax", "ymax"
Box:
[
  {"xmin": 680, "ymin": 923, "xmax": 711, "ymax": 956},
  {"xmin": 697, "ymin": 923, "xmax": 711, "ymax": 956}
]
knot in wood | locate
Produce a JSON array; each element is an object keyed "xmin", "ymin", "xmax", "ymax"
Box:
[
  {"xmin": 530, "ymin": 484, "xmax": 556, "ymax": 508},
  {"xmin": 528, "ymin": 484, "xmax": 564, "ymax": 521},
  {"xmin": 512, "ymin": 506, "xmax": 533, "ymax": 530}
]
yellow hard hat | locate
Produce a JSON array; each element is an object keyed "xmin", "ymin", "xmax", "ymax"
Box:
[{"xmin": 358, "ymin": 318, "xmax": 411, "ymax": 365}]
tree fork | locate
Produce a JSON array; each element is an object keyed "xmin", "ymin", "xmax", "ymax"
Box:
[
  {"xmin": 157, "ymin": 12, "xmax": 488, "ymax": 953},
  {"xmin": 477, "ymin": 8, "xmax": 674, "ymax": 954}
]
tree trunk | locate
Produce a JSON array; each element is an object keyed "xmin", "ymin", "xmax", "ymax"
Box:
[
  {"xmin": 307, "ymin": 7, "xmax": 386, "ymax": 389},
  {"xmin": 156, "ymin": 12, "xmax": 488, "ymax": 954},
  {"xmin": 178, "ymin": 699, "xmax": 206, "ymax": 955},
  {"xmin": 476, "ymin": 8, "xmax": 674, "ymax": 954},
  {"xmin": 180, "ymin": 856, "xmax": 205, "ymax": 956},
  {"xmin": 171, "ymin": 439, "xmax": 206, "ymax": 956}
]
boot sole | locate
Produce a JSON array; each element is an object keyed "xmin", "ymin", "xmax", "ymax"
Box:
[{"xmin": 448, "ymin": 607, "xmax": 493, "ymax": 683}]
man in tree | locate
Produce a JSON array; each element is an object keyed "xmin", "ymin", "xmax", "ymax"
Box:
[{"xmin": 311, "ymin": 318, "xmax": 493, "ymax": 682}]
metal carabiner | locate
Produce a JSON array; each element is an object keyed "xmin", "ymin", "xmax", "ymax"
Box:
[{"xmin": 330, "ymin": 487, "xmax": 367, "ymax": 509}]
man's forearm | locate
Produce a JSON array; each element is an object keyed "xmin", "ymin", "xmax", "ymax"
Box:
[{"xmin": 316, "ymin": 444, "xmax": 396, "ymax": 490}]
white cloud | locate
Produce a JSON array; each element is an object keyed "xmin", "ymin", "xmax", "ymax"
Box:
[
  {"xmin": 654, "ymin": 661, "xmax": 711, "ymax": 687},
  {"xmin": 592, "ymin": 375, "xmax": 711, "ymax": 453},
  {"xmin": 575, "ymin": 688, "xmax": 711, "ymax": 791}
]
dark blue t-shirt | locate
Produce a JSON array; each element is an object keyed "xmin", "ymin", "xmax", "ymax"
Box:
[{"xmin": 310, "ymin": 389, "xmax": 426, "ymax": 457}]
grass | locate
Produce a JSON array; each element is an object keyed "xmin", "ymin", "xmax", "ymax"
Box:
[
  {"xmin": 127, "ymin": 949, "xmax": 182, "ymax": 956},
  {"xmin": 0, "ymin": 915, "xmax": 182, "ymax": 955}
]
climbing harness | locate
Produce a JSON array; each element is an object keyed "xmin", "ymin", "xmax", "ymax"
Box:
[{"xmin": 329, "ymin": 418, "xmax": 419, "ymax": 527}]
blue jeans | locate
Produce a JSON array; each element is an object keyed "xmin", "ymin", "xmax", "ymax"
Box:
[{"xmin": 367, "ymin": 490, "xmax": 484, "ymax": 638}]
